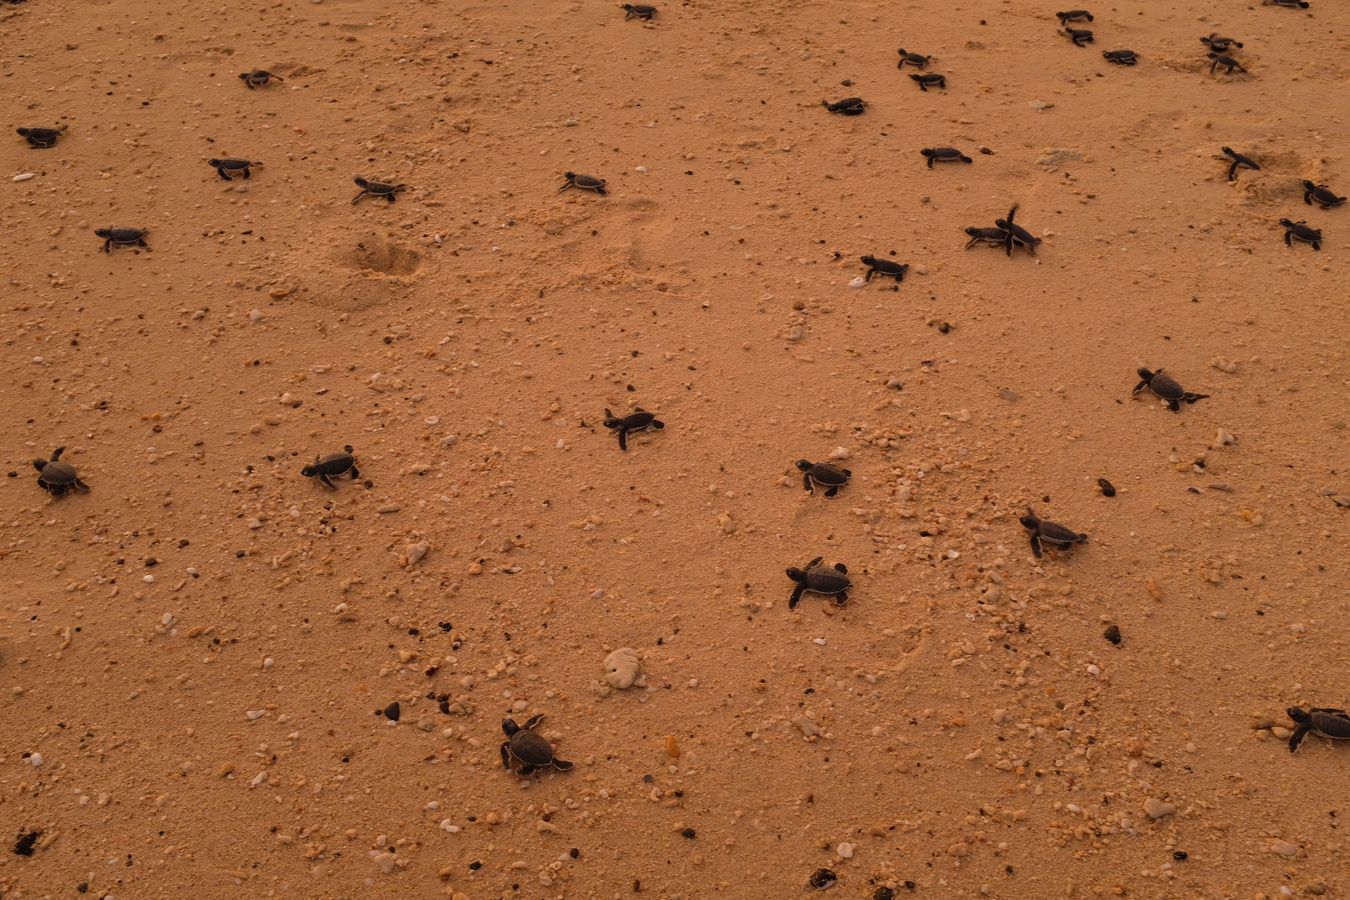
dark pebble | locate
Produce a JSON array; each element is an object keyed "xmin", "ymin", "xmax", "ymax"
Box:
[
  {"xmin": 1097, "ymin": 477, "xmax": 1116, "ymax": 497},
  {"xmin": 469, "ymin": 860, "xmax": 482, "ymax": 870},
  {"xmin": 809, "ymin": 868, "xmax": 838, "ymax": 889},
  {"xmin": 680, "ymin": 827, "xmax": 696, "ymax": 839},
  {"xmin": 873, "ymin": 889, "xmax": 895, "ymax": 900},
  {"xmin": 13, "ymin": 831, "xmax": 39, "ymax": 856},
  {"xmin": 1173, "ymin": 850, "xmax": 1188, "ymax": 860},
  {"xmin": 569, "ymin": 847, "xmax": 580, "ymax": 858},
  {"xmin": 383, "ymin": 701, "xmax": 401, "ymax": 721},
  {"xmin": 904, "ymin": 881, "xmax": 916, "ymax": 891},
  {"xmin": 7, "ymin": 471, "xmax": 17, "ymax": 478},
  {"xmin": 1104, "ymin": 624, "xmax": 1122, "ymax": 645}
]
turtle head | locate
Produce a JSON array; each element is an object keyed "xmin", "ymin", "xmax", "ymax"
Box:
[
  {"xmin": 501, "ymin": 718, "xmax": 520, "ymax": 736},
  {"xmin": 859, "ymin": 255, "xmax": 876, "ymax": 265},
  {"xmin": 1019, "ymin": 507, "xmax": 1040, "ymax": 530},
  {"xmin": 300, "ymin": 463, "xmax": 317, "ymax": 477},
  {"xmin": 563, "ymin": 171, "xmax": 577, "ymax": 181},
  {"xmin": 1287, "ymin": 707, "xmax": 1310, "ymax": 725},
  {"xmin": 964, "ymin": 227, "xmax": 982, "ymax": 237},
  {"xmin": 343, "ymin": 445, "xmax": 354, "ymax": 454},
  {"xmin": 353, "ymin": 177, "xmax": 369, "ymax": 188},
  {"xmin": 897, "ymin": 48, "xmax": 907, "ymax": 55},
  {"xmin": 16, "ymin": 128, "xmax": 30, "ymax": 136},
  {"xmin": 1137, "ymin": 367, "xmax": 1155, "ymax": 381},
  {"xmin": 786, "ymin": 567, "xmax": 806, "ymax": 583},
  {"xmin": 921, "ymin": 148, "xmax": 934, "ymax": 157},
  {"xmin": 1278, "ymin": 218, "xmax": 1295, "ymax": 228},
  {"xmin": 238, "ymin": 72, "xmax": 251, "ymax": 80},
  {"xmin": 1302, "ymin": 180, "xmax": 1317, "ymax": 191},
  {"xmin": 32, "ymin": 458, "xmax": 47, "ymax": 472},
  {"xmin": 602, "ymin": 408, "xmax": 620, "ymax": 428},
  {"xmin": 795, "ymin": 460, "xmax": 813, "ymax": 472},
  {"xmin": 94, "ymin": 228, "xmax": 111, "ymax": 238},
  {"xmin": 908, "ymin": 73, "xmax": 921, "ymax": 81},
  {"xmin": 208, "ymin": 158, "xmax": 221, "ymax": 167}
]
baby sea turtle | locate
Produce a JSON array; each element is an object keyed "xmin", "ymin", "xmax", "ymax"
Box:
[
  {"xmin": 301, "ymin": 445, "xmax": 360, "ymax": 488},
  {"xmin": 860, "ymin": 255, "xmax": 908, "ymax": 283},
  {"xmin": 500, "ymin": 715, "xmax": 574, "ymax": 775},
  {"xmin": 822, "ymin": 97, "xmax": 865, "ymax": 115},
  {"xmin": 239, "ymin": 70, "xmax": 283, "ymax": 89},
  {"xmin": 921, "ymin": 147, "xmax": 972, "ymax": 168},
  {"xmin": 33, "ymin": 447, "xmax": 89, "ymax": 496},
  {"xmin": 786, "ymin": 556, "xmax": 851, "ymax": 609},
  {"xmin": 964, "ymin": 226, "xmax": 1007, "ymax": 250},
  {"xmin": 352, "ymin": 177, "xmax": 407, "ymax": 205},
  {"xmin": 994, "ymin": 204, "xmax": 1041, "ymax": 256},
  {"xmin": 603, "ymin": 408, "xmax": 663, "ymax": 451},
  {"xmin": 1303, "ymin": 181, "xmax": 1345, "ymax": 209},
  {"xmin": 1200, "ymin": 33, "xmax": 1243, "ymax": 52},
  {"xmin": 1264, "ymin": 0, "xmax": 1309, "ymax": 8},
  {"xmin": 621, "ymin": 3, "xmax": 655, "ymax": 19},
  {"xmin": 1103, "ymin": 49, "xmax": 1138, "ymax": 65},
  {"xmin": 208, "ymin": 157, "xmax": 259, "ymax": 181},
  {"xmin": 1132, "ymin": 368, "xmax": 1209, "ymax": 411},
  {"xmin": 1287, "ymin": 707, "xmax": 1350, "ymax": 752},
  {"xmin": 796, "ymin": 460, "xmax": 851, "ymax": 497},
  {"xmin": 1208, "ymin": 52, "xmax": 1246, "ymax": 74},
  {"xmin": 1279, "ymin": 218, "xmax": 1322, "ymax": 250},
  {"xmin": 1019, "ymin": 507, "xmax": 1087, "ymax": 558},
  {"xmin": 1062, "ymin": 27, "xmax": 1094, "ymax": 46},
  {"xmin": 16, "ymin": 125, "xmax": 65, "ymax": 148},
  {"xmin": 95, "ymin": 227, "xmax": 148, "ymax": 253},
  {"xmin": 559, "ymin": 172, "xmax": 607, "ymax": 195},
  {"xmin": 1056, "ymin": 9, "xmax": 1094, "ymax": 24},
  {"xmin": 909, "ymin": 73, "xmax": 946, "ymax": 91},
  {"xmin": 896, "ymin": 49, "xmax": 931, "ymax": 69},
  {"xmin": 1222, "ymin": 147, "xmax": 1260, "ymax": 182}
]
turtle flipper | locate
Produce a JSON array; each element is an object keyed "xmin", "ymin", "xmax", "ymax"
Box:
[
  {"xmin": 617, "ymin": 428, "xmax": 628, "ymax": 451},
  {"xmin": 348, "ymin": 465, "xmax": 361, "ymax": 479},
  {"xmin": 1132, "ymin": 379, "xmax": 1149, "ymax": 395},
  {"xmin": 319, "ymin": 472, "xmax": 336, "ymax": 489},
  {"xmin": 1167, "ymin": 398, "xmax": 1181, "ymax": 412},
  {"xmin": 833, "ymin": 591, "xmax": 848, "ymax": 606},
  {"xmin": 552, "ymin": 758, "xmax": 574, "ymax": 771},
  {"xmin": 824, "ymin": 485, "xmax": 839, "ymax": 498},
  {"xmin": 216, "ymin": 166, "xmax": 232, "ymax": 182},
  {"xmin": 1181, "ymin": 392, "xmax": 1209, "ymax": 405},
  {"xmin": 789, "ymin": 584, "xmax": 806, "ymax": 610},
  {"xmin": 1029, "ymin": 533, "xmax": 1042, "ymax": 558},
  {"xmin": 802, "ymin": 472, "xmax": 814, "ymax": 493},
  {"xmin": 518, "ymin": 764, "xmax": 537, "ymax": 776},
  {"xmin": 1227, "ymin": 160, "xmax": 1239, "ymax": 181},
  {"xmin": 522, "ymin": 713, "xmax": 545, "ymax": 730},
  {"xmin": 74, "ymin": 478, "xmax": 90, "ymax": 492},
  {"xmin": 806, "ymin": 556, "xmax": 823, "ymax": 568},
  {"xmin": 351, "ymin": 190, "xmax": 367, "ymax": 205},
  {"xmin": 500, "ymin": 742, "xmax": 512, "ymax": 769},
  {"xmin": 833, "ymin": 562, "xmax": 848, "ymax": 574},
  {"xmin": 1288, "ymin": 724, "xmax": 1309, "ymax": 753}
]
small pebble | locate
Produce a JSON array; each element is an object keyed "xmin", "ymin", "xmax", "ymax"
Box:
[
  {"xmin": 248, "ymin": 309, "xmax": 264, "ymax": 323},
  {"xmin": 1103, "ymin": 624, "xmax": 1121, "ymax": 645},
  {"xmin": 809, "ymin": 868, "xmax": 838, "ymax": 889},
  {"xmin": 1143, "ymin": 798, "xmax": 1176, "ymax": 820},
  {"xmin": 383, "ymin": 701, "xmax": 401, "ymax": 721},
  {"xmin": 12, "ymin": 173, "xmax": 35, "ymax": 182},
  {"xmin": 28, "ymin": 753, "xmax": 43, "ymax": 767},
  {"xmin": 837, "ymin": 842, "xmax": 854, "ymax": 859},
  {"xmin": 1097, "ymin": 477, "xmax": 1116, "ymax": 497}
]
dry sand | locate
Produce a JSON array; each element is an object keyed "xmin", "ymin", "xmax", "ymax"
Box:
[{"xmin": 2, "ymin": 0, "xmax": 1349, "ymax": 896}]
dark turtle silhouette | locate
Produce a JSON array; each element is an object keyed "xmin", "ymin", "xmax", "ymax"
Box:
[
  {"xmin": 1019, "ymin": 507, "xmax": 1087, "ymax": 558},
  {"xmin": 560, "ymin": 172, "xmax": 607, "ymax": 194},
  {"xmin": 95, "ymin": 227, "xmax": 148, "ymax": 253},
  {"xmin": 33, "ymin": 447, "xmax": 89, "ymax": 496},
  {"xmin": 1287, "ymin": 707, "xmax": 1350, "ymax": 752},
  {"xmin": 1279, "ymin": 218, "xmax": 1322, "ymax": 250},
  {"xmin": 910, "ymin": 73, "xmax": 946, "ymax": 91},
  {"xmin": 1222, "ymin": 147, "xmax": 1260, "ymax": 181},
  {"xmin": 1097, "ymin": 477, "xmax": 1117, "ymax": 497},
  {"xmin": 1208, "ymin": 52, "xmax": 1246, "ymax": 74},
  {"xmin": 994, "ymin": 205, "xmax": 1040, "ymax": 256},
  {"xmin": 352, "ymin": 177, "xmax": 407, "ymax": 204},
  {"xmin": 1056, "ymin": 9, "xmax": 1094, "ymax": 24},
  {"xmin": 796, "ymin": 460, "xmax": 851, "ymax": 497},
  {"xmin": 501, "ymin": 715, "xmax": 574, "ymax": 775},
  {"xmin": 921, "ymin": 147, "xmax": 972, "ymax": 168},
  {"xmin": 301, "ymin": 445, "xmax": 360, "ymax": 488},
  {"xmin": 239, "ymin": 70, "xmax": 283, "ymax": 89},
  {"xmin": 1062, "ymin": 27, "xmax": 1094, "ymax": 46},
  {"xmin": 16, "ymin": 125, "xmax": 65, "ymax": 148},
  {"xmin": 1200, "ymin": 33, "xmax": 1243, "ymax": 52},
  {"xmin": 897, "ymin": 49, "xmax": 931, "ymax": 68},
  {"xmin": 208, "ymin": 157, "xmax": 259, "ymax": 181},
  {"xmin": 822, "ymin": 97, "xmax": 865, "ymax": 115},
  {"xmin": 1103, "ymin": 49, "xmax": 1138, "ymax": 65},
  {"xmin": 860, "ymin": 255, "xmax": 908, "ymax": 282},
  {"xmin": 964, "ymin": 226, "xmax": 1007, "ymax": 249},
  {"xmin": 1264, "ymin": 0, "xmax": 1309, "ymax": 8},
  {"xmin": 786, "ymin": 556, "xmax": 851, "ymax": 609},
  {"xmin": 1303, "ymin": 181, "xmax": 1345, "ymax": 209},
  {"xmin": 1132, "ymin": 368, "xmax": 1208, "ymax": 411},
  {"xmin": 621, "ymin": 3, "xmax": 655, "ymax": 19},
  {"xmin": 603, "ymin": 408, "xmax": 663, "ymax": 451}
]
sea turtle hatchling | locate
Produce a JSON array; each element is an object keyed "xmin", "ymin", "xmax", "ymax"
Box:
[
  {"xmin": 603, "ymin": 408, "xmax": 663, "ymax": 451},
  {"xmin": 1208, "ymin": 52, "xmax": 1246, "ymax": 74},
  {"xmin": 1303, "ymin": 181, "xmax": 1345, "ymax": 209},
  {"xmin": 994, "ymin": 204, "xmax": 1041, "ymax": 256},
  {"xmin": 32, "ymin": 447, "xmax": 89, "ymax": 496},
  {"xmin": 621, "ymin": 3, "xmax": 655, "ymax": 19},
  {"xmin": 964, "ymin": 226, "xmax": 1007, "ymax": 249},
  {"xmin": 796, "ymin": 460, "xmax": 851, "ymax": 497},
  {"xmin": 786, "ymin": 556, "xmax": 851, "ymax": 609},
  {"xmin": 95, "ymin": 227, "xmax": 148, "ymax": 253},
  {"xmin": 909, "ymin": 73, "xmax": 946, "ymax": 91},
  {"xmin": 500, "ymin": 715, "xmax": 574, "ymax": 775},
  {"xmin": 301, "ymin": 445, "xmax": 360, "ymax": 488},
  {"xmin": 1221, "ymin": 147, "xmax": 1260, "ymax": 182},
  {"xmin": 921, "ymin": 147, "xmax": 972, "ymax": 168},
  {"xmin": 1287, "ymin": 707, "xmax": 1350, "ymax": 752},
  {"xmin": 16, "ymin": 125, "xmax": 65, "ymax": 148},
  {"xmin": 239, "ymin": 70, "xmax": 283, "ymax": 89},
  {"xmin": 1132, "ymin": 368, "xmax": 1209, "ymax": 411},
  {"xmin": 1056, "ymin": 9, "xmax": 1094, "ymax": 24},
  {"xmin": 860, "ymin": 255, "xmax": 908, "ymax": 283},
  {"xmin": 822, "ymin": 97, "xmax": 865, "ymax": 115},
  {"xmin": 896, "ymin": 48, "xmax": 931, "ymax": 68},
  {"xmin": 559, "ymin": 172, "xmax": 607, "ymax": 194},
  {"xmin": 1019, "ymin": 507, "xmax": 1087, "ymax": 558},
  {"xmin": 1062, "ymin": 27, "xmax": 1094, "ymax": 46},
  {"xmin": 351, "ymin": 177, "xmax": 407, "ymax": 205},
  {"xmin": 1200, "ymin": 33, "xmax": 1243, "ymax": 52},
  {"xmin": 1279, "ymin": 218, "xmax": 1322, "ymax": 250},
  {"xmin": 1102, "ymin": 49, "xmax": 1138, "ymax": 65},
  {"xmin": 208, "ymin": 157, "xmax": 260, "ymax": 181}
]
